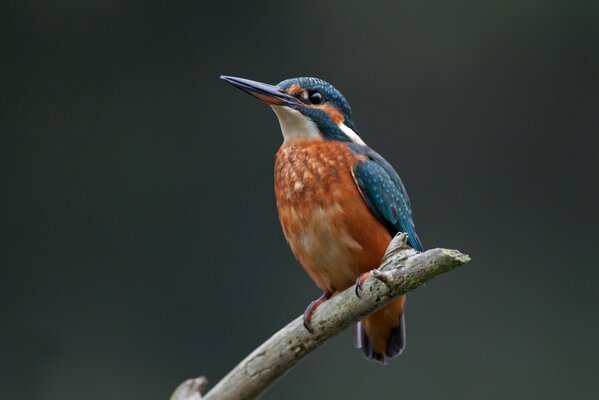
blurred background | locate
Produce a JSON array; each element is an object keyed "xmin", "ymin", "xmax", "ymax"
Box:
[{"xmin": 1, "ymin": 1, "xmax": 598, "ymax": 399}]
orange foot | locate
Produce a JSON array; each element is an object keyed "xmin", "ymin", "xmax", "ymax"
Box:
[
  {"xmin": 303, "ymin": 291, "xmax": 332, "ymax": 333},
  {"xmin": 354, "ymin": 271, "xmax": 371, "ymax": 299}
]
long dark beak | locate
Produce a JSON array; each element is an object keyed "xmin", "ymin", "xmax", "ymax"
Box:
[{"xmin": 220, "ymin": 75, "xmax": 300, "ymax": 106}]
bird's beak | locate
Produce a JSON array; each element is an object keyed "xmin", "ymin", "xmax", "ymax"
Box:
[{"xmin": 220, "ymin": 75, "xmax": 301, "ymax": 107}]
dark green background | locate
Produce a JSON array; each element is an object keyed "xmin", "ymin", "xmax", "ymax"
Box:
[{"xmin": 2, "ymin": 1, "xmax": 598, "ymax": 399}]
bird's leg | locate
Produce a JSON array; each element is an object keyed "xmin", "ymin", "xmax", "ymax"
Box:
[
  {"xmin": 303, "ymin": 291, "xmax": 332, "ymax": 333},
  {"xmin": 354, "ymin": 271, "xmax": 371, "ymax": 299}
]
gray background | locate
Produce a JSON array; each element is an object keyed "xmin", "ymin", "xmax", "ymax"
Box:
[{"xmin": 2, "ymin": 1, "xmax": 598, "ymax": 399}]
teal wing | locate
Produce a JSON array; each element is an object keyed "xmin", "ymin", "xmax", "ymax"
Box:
[{"xmin": 351, "ymin": 147, "xmax": 423, "ymax": 251}]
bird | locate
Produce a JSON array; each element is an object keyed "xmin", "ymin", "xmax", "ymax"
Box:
[{"xmin": 221, "ymin": 75, "xmax": 423, "ymax": 364}]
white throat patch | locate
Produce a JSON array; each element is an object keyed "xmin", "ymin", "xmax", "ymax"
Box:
[
  {"xmin": 271, "ymin": 106, "xmax": 321, "ymax": 142},
  {"xmin": 271, "ymin": 105, "xmax": 367, "ymax": 146}
]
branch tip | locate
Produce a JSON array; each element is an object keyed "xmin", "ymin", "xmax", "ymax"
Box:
[
  {"xmin": 441, "ymin": 248, "xmax": 471, "ymax": 264},
  {"xmin": 171, "ymin": 376, "xmax": 208, "ymax": 400}
]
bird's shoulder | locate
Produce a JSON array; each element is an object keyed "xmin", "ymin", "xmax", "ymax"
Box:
[{"xmin": 348, "ymin": 143, "xmax": 423, "ymax": 251}]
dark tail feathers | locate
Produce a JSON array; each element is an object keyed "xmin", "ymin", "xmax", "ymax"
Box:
[{"xmin": 353, "ymin": 312, "xmax": 406, "ymax": 364}]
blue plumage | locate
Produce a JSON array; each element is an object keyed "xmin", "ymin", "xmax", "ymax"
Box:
[
  {"xmin": 350, "ymin": 144, "xmax": 423, "ymax": 252},
  {"xmin": 278, "ymin": 77, "xmax": 355, "ymax": 129},
  {"xmin": 277, "ymin": 77, "xmax": 359, "ymax": 136}
]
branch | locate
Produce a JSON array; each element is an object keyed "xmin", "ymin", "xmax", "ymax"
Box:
[{"xmin": 172, "ymin": 233, "xmax": 470, "ymax": 400}]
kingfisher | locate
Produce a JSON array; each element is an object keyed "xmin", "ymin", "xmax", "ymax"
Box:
[{"xmin": 221, "ymin": 75, "xmax": 423, "ymax": 364}]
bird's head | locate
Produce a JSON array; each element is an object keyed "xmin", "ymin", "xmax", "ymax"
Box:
[{"xmin": 221, "ymin": 75, "xmax": 364, "ymax": 145}]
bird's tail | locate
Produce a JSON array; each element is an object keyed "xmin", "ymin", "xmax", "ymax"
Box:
[{"xmin": 354, "ymin": 295, "xmax": 406, "ymax": 364}]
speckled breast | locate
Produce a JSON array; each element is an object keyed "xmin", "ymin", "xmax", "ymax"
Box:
[{"xmin": 274, "ymin": 140, "xmax": 392, "ymax": 293}]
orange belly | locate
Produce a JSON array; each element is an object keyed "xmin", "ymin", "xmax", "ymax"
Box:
[{"xmin": 274, "ymin": 140, "xmax": 392, "ymax": 293}]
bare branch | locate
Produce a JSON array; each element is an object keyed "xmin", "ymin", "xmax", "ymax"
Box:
[{"xmin": 173, "ymin": 234, "xmax": 470, "ymax": 400}]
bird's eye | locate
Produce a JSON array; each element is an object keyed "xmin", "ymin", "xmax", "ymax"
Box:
[{"xmin": 308, "ymin": 91, "xmax": 323, "ymax": 105}]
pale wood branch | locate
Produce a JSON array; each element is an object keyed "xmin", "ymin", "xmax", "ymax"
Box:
[{"xmin": 172, "ymin": 233, "xmax": 470, "ymax": 400}]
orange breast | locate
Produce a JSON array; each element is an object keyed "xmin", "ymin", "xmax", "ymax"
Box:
[{"xmin": 274, "ymin": 140, "xmax": 392, "ymax": 293}]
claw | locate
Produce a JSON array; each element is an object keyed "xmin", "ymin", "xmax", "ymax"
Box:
[
  {"xmin": 302, "ymin": 291, "xmax": 332, "ymax": 333},
  {"xmin": 355, "ymin": 272, "xmax": 371, "ymax": 299},
  {"xmin": 303, "ymin": 303, "xmax": 316, "ymax": 333}
]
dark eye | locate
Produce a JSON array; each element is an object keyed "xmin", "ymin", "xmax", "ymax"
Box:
[{"xmin": 308, "ymin": 91, "xmax": 323, "ymax": 104}]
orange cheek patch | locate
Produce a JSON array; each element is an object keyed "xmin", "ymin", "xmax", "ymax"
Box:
[{"xmin": 317, "ymin": 104, "xmax": 345, "ymax": 125}]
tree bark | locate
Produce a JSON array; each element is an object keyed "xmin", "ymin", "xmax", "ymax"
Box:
[{"xmin": 171, "ymin": 233, "xmax": 470, "ymax": 400}]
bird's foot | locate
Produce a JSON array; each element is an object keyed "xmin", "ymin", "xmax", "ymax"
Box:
[
  {"xmin": 303, "ymin": 291, "xmax": 332, "ymax": 333},
  {"xmin": 354, "ymin": 271, "xmax": 372, "ymax": 299}
]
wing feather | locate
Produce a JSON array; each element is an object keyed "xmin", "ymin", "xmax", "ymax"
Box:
[{"xmin": 351, "ymin": 148, "xmax": 423, "ymax": 251}]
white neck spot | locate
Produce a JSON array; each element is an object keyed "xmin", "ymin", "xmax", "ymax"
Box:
[
  {"xmin": 271, "ymin": 106, "xmax": 321, "ymax": 142},
  {"xmin": 339, "ymin": 122, "xmax": 366, "ymax": 146}
]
